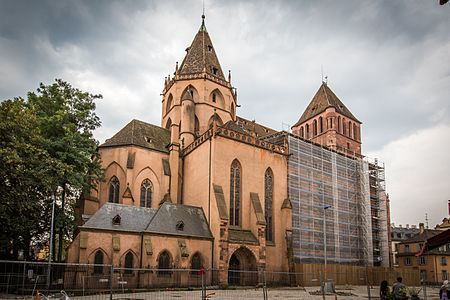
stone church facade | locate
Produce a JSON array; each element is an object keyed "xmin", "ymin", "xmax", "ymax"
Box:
[{"xmin": 67, "ymin": 15, "xmax": 389, "ymax": 285}]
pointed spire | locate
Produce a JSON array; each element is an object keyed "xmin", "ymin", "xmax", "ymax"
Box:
[
  {"xmin": 228, "ymin": 70, "xmax": 231, "ymax": 83},
  {"xmin": 178, "ymin": 15, "xmax": 225, "ymax": 80},
  {"xmin": 199, "ymin": 14, "xmax": 207, "ymax": 32},
  {"xmin": 175, "ymin": 61, "xmax": 179, "ymax": 76}
]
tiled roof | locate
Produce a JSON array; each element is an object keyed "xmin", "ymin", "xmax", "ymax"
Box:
[
  {"xmin": 228, "ymin": 228, "xmax": 258, "ymax": 244},
  {"xmin": 145, "ymin": 202, "xmax": 213, "ymax": 239},
  {"xmin": 100, "ymin": 119, "xmax": 170, "ymax": 153},
  {"xmin": 178, "ymin": 16, "xmax": 225, "ymax": 80},
  {"xmin": 236, "ymin": 116, "xmax": 277, "ymax": 137},
  {"xmin": 293, "ymin": 83, "xmax": 360, "ymax": 127},
  {"xmin": 82, "ymin": 202, "xmax": 213, "ymax": 239},
  {"xmin": 400, "ymin": 229, "xmax": 441, "ymax": 244},
  {"xmin": 82, "ymin": 203, "xmax": 156, "ymax": 232},
  {"xmin": 221, "ymin": 116, "xmax": 277, "ymax": 139}
]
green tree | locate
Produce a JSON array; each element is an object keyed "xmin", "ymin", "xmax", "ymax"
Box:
[
  {"xmin": 0, "ymin": 79, "xmax": 104, "ymax": 260},
  {"xmin": 27, "ymin": 79, "xmax": 104, "ymax": 261},
  {"xmin": 0, "ymin": 98, "xmax": 59, "ymax": 259}
]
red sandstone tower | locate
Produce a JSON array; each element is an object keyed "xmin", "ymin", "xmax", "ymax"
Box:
[{"xmin": 291, "ymin": 82, "xmax": 362, "ymax": 156}]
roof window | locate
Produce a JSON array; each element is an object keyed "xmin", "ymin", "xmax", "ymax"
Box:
[
  {"xmin": 176, "ymin": 221, "xmax": 184, "ymax": 231},
  {"xmin": 213, "ymin": 67, "xmax": 218, "ymax": 75},
  {"xmin": 207, "ymin": 45, "xmax": 213, "ymax": 52},
  {"xmin": 112, "ymin": 214, "xmax": 121, "ymax": 225}
]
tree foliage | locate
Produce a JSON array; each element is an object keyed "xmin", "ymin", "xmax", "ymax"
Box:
[{"xmin": 0, "ymin": 79, "xmax": 104, "ymax": 260}]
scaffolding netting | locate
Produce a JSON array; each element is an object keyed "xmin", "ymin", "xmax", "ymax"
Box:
[{"xmin": 287, "ymin": 134, "xmax": 389, "ymax": 266}]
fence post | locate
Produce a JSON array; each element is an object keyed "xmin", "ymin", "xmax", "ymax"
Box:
[
  {"xmin": 263, "ymin": 270, "xmax": 268, "ymax": 300},
  {"xmin": 422, "ymin": 277, "xmax": 427, "ymax": 300},
  {"xmin": 201, "ymin": 269, "xmax": 206, "ymax": 300},
  {"xmin": 109, "ymin": 264, "xmax": 114, "ymax": 300},
  {"xmin": 22, "ymin": 262, "xmax": 26, "ymax": 296},
  {"xmin": 366, "ymin": 268, "xmax": 371, "ymax": 300}
]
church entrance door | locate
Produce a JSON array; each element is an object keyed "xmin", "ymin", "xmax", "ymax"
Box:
[{"xmin": 227, "ymin": 247, "xmax": 258, "ymax": 286}]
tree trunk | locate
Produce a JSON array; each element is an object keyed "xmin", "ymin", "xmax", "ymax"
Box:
[{"xmin": 57, "ymin": 184, "xmax": 66, "ymax": 262}]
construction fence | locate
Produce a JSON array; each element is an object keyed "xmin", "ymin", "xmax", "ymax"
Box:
[{"xmin": 0, "ymin": 260, "xmax": 442, "ymax": 299}]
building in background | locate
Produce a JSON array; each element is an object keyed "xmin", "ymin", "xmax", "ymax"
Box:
[
  {"xmin": 391, "ymin": 224, "xmax": 420, "ymax": 267},
  {"xmin": 67, "ymin": 15, "xmax": 390, "ymax": 285},
  {"xmin": 397, "ymin": 223, "xmax": 450, "ymax": 283}
]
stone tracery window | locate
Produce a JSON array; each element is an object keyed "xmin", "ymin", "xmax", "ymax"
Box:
[
  {"xmin": 230, "ymin": 160, "xmax": 241, "ymax": 226},
  {"xmin": 265, "ymin": 168, "xmax": 274, "ymax": 242},
  {"xmin": 109, "ymin": 176, "xmax": 120, "ymax": 203},
  {"xmin": 140, "ymin": 179, "xmax": 152, "ymax": 208}
]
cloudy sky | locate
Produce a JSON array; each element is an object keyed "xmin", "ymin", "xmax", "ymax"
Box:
[{"xmin": 1, "ymin": 0, "xmax": 449, "ymax": 228}]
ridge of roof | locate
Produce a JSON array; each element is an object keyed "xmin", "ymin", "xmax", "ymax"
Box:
[
  {"xmin": 293, "ymin": 83, "xmax": 360, "ymax": 127},
  {"xmin": 178, "ymin": 16, "xmax": 225, "ymax": 80},
  {"xmin": 100, "ymin": 119, "xmax": 170, "ymax": 153}
]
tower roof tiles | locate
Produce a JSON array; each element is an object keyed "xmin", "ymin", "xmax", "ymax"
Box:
[
  {"xmin": 178, "ymin": 15, "xmax": 225, "ymax": 80},
  {"xmin": 293, "ymin": 83, "xmax": 360, "ymax": 127}
]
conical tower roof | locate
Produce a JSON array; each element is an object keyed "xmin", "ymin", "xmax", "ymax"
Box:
[
  {"xmin": 293, "ymin": 83, "xmax": 360, "ymax": 127},
  {"xmin": 178, "ymin": 15, "xmax": 225, "ymax": 80}
]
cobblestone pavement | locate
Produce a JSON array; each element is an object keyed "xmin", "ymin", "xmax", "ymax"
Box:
[{"xmin": 0, "ymin": 285, "xmax": 443, "ymax": 300}]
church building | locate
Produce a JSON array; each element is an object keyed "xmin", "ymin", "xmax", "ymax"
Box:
[{"xmin": 67, "ymin": 15, "xmax": 390, "ymax": 285}]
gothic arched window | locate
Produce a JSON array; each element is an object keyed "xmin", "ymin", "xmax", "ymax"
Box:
[
  {"xmin": 230, "ymin": 160, "xmax": 241, "ymax": 226},
  {"xmin": 124, "ymin": 252, "xmax": 133, "ymax": 274},
  {"xmin": 94, "ymin": 250, "xmax": 104, "ymax": 274},
  {"xmin": 306, "ymin": 124, "xmax": 310, "ymax": 139},
  {"xmin": 166, "ymin": 94, "xmax": 173, "ymax": 114},
  {"xmin": 191, "ymin": 252, "xmax": 203, "ymax": 275},
  {"xmin": 140, "ymin": 179, "xmax": 152, "ymax": 208},
  {"xmin": 265, "ymin": 168, "xmax": 274, "ymax": 242},
  {"xmin": 319, "ymin": 117, "xmax": 323, "ymax": 133},
  {"xmin": 348, "ymin": 121, "xmax": 352, "ymax": 138},
  {"xmin": 313, "ymin": 120, "xmax": 318, "ymax": 136},
  {"xmin": 300, "ymin": 126, "xmax": 304, "ymax": 138},
  {"xmin": 158, "ymin": 251, "xmax": 171, "ymax": 277},
  {"xmin": 353, "ymin": 124, "xmax": 358, "ymax": 140},
  {"xmin": 109, "ymin": 176, "xmax": 120, "ymax": 203},
  {"xmin": 337, "ymin": 116, "xmax": 341, "ymax": 133}
]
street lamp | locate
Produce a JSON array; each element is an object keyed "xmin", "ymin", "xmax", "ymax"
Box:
[{"xmin": 323, "ymin": 205, "xmax": 332, "ymax": 282}]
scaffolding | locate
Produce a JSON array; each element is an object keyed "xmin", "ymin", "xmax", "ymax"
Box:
[{"xmin": 285, "ymin": 133, "xmax": 388, "ymax": 266}]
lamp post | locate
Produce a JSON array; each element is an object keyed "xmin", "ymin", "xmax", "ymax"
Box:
[{"xmin": 323, "ymin": 205, "xmax": 332, "ymax": 282}]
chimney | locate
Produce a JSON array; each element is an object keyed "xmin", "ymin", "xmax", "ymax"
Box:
[
  {"xmin": 419, "ymin": 223, "xmax": 425, "ymax": 234},
  {"xmin": 406, "ymin": 224, "xmax": 409, "ymax": 229},
  {"xmin": 399, "ymin": 224, "xmax": 402, "ymax": 228},
  {"xmin": 412, "ymin": 225, "xmax": 417, "ymax": 229}
]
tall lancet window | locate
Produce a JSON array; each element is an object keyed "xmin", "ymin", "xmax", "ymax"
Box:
[
  {"xmin": 140, "ymin": 179, "xmax": 152, "ymax": 208},
  {"xmin": 230, "ymin": 160, "xmax": 241, "ymax": 226},
  {"xmin": 109, "ymin": 176, "xmax": 120, "ymax": 203},
  {"xmin": 265, "ymin": 168, "xmax": 274, "ymax": 242}
]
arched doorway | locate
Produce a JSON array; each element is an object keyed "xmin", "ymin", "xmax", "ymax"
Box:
[{"xmin": 228, "ymin": 247, "xmax": 257, "ymax": 286}]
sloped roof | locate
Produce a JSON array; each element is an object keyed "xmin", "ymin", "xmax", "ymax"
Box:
[
  {"xmin": 293, "ymin": 83, "xmax": 360, "ymax": 127},
  {"xmin": 400, "ymin": 229, "xmax": 441, "ymax": 244},
  {"xmin": 236, "ymin": 116, "xmax": 277, "ymax": 137},
  {"xmin": 82, "ymin": 203, "xmax": 157, "ymax": 232},
  {"xmin": 178, "ymin": 16, "xmax": 225, "ymax": 80},
  {"xmin": 145, "ymin": 202, "xmax": 213, "ymax": 239},
  {"xmin": 221, "ymin": 116, "xmax": 278, "ymax": 139},
  {"xmin": 81, "ymin": 202, "xmax": 213, "ymax": 239},
  {"xmin": 100, "ymin": 119, "xmax": 170, "ymax": 153}
]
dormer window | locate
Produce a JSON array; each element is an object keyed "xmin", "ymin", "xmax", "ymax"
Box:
[
  {"xmin": 207, "ymin": 45, "xmax": 213, "ymax": 52},
  {"xmin": 112, "ymin": 214, "xmax": 121, "ymax": 225},
  {"xmin": 176, "ymin": 221, "xmax": 184, "ymax": 231},
  {"xmin": 213, "ymin": 67, "xmax": 218, "ymax": 75}
]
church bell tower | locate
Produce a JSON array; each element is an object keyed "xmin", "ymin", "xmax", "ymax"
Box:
[{"xmin": 161, "ymin": 15, "xmax": 237, "ymax": 149}]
